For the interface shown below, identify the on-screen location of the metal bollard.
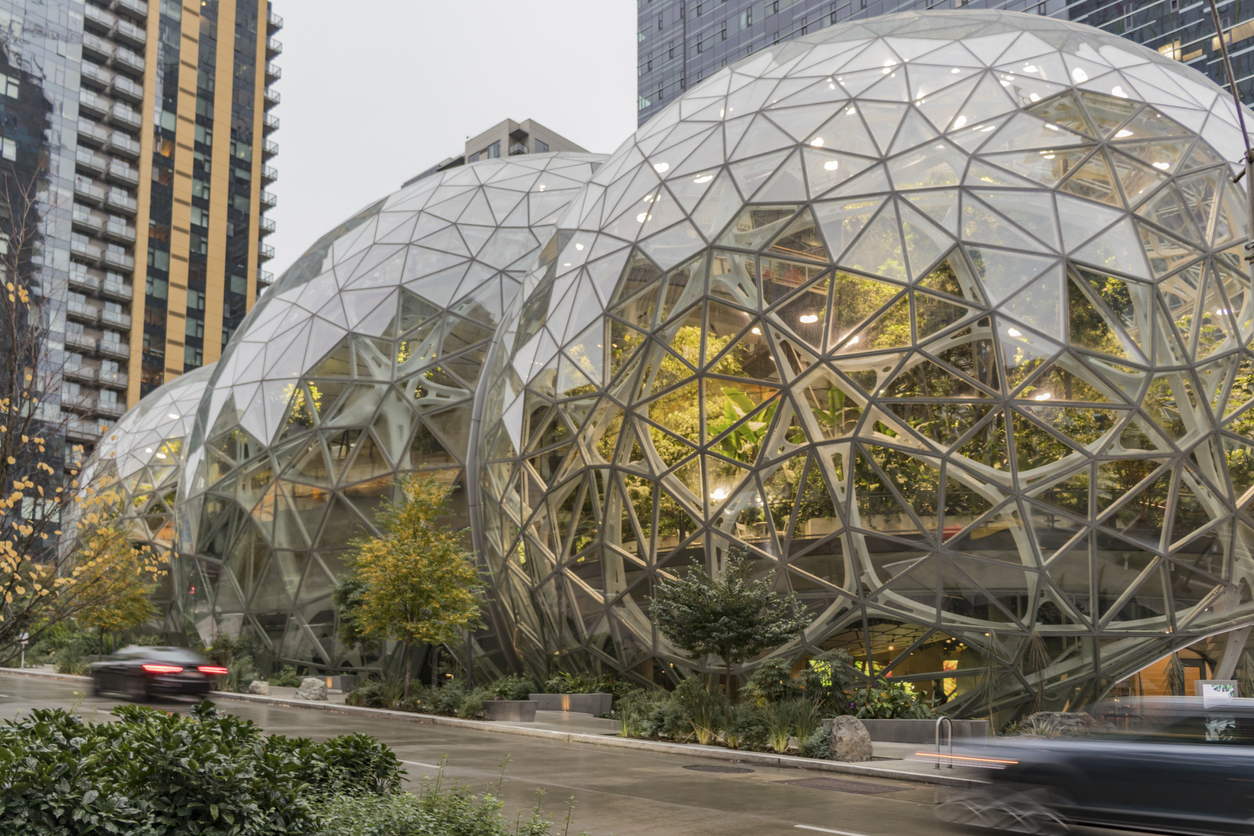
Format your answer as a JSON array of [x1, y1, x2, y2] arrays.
[[935, 716, 953, 770]]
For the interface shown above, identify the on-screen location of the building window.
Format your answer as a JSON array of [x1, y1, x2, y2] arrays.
[[721, 25, 727, 40], [184, 345, 203, 368], [486, 141, 501, 159], [696, 2, 702, 13], [697, 38, 703, 53], [0, 74, 18, 98], [468, 152, 480, 162], [188, 289, 206, 311], [535, 138, 548, 153], [669, 41, 675, 58], [658, 13, 663, 29], [0, 137, 15, 161], [186, 317, 204, 340]]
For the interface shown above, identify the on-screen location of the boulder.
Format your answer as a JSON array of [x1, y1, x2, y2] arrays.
[[294, 676, 328, 701], [828, 715, 874, 762], [247, 680, 270, 696]]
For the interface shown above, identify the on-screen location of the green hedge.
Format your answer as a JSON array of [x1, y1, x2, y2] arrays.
[[0, 701, 400, 835]]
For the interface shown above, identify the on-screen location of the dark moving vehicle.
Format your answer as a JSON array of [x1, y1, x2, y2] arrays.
[[89, 646, 227, 700], [938, 698, 1254, 835]]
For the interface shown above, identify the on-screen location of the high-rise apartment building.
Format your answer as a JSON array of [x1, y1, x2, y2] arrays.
[[0, 0, 279, 457], [638, 0, 1254, 127], [402, 117, 589, 186]]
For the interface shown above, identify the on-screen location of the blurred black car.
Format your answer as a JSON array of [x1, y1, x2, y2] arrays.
[[89, 646, 227, 700], [937, 698, 1254, 836]]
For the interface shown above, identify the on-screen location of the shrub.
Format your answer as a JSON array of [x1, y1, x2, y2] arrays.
[[315, 762, 576, 836], [346, 677, 403, 710], [269, 665, 302, 688], [762, 701, 795, 753], [0, 701, 404, 835], [851, 677, 935, 720], [429, 681, 468, 716], [801, 649, 861, 712], [723, 703, 766, 751], [616, 688, 670, 739], [489, 673, 538, 701], [799, 724, 832, 759], [744, 657, 800, 705], [456, 688, 489, 719]]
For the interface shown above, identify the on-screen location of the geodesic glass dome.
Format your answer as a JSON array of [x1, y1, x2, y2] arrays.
[[474, 10, 1254, 715], [178, 153, 605, 666], [78, 364, 217, 634]]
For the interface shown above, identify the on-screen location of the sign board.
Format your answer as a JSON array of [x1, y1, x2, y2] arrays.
[[1195, 679, 1238, 706]]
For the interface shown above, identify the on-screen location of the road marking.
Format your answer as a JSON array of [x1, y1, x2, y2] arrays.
[[795, 826, 872, 836], [401, 759, 444, 770]]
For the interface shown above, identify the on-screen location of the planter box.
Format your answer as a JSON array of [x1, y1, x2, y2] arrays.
[[482, 699, 538, 722], [529, 693, 613, 716], [858, 718, 988, 744]]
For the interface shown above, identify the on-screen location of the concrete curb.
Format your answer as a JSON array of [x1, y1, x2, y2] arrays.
[[0, 668, 981, 789]]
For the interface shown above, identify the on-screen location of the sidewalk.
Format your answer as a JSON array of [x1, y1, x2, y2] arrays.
[[0, 667, 984, 788]]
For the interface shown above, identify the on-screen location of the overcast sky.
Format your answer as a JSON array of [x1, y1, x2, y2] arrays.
[[267, 1, 640, 276]]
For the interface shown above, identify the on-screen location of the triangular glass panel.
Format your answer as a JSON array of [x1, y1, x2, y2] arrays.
[[802, 148, 875, 199], [961, 194, 1045, 251], [887, 140, 966, 190], [966, 245, 1056, 304], [841, 204, 907, 281], [979, 146, 1095, 188], [980, 111, 1092, 152], [1107, 148, 1171, 205], [1067, 273, 1143, 362], [1058, 149, 1122, 207], [717, 205, 799, 252], [1078, 91, 1140, 137], [1025, 91, 1097, 137], [807, 105, 880, 157], [767, 207, 830, 262], [813, 197, 884, 261], [835, 294, 912, 354]]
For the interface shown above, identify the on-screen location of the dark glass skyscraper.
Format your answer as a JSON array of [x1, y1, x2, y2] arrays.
[[638, 1, 1254, 127]]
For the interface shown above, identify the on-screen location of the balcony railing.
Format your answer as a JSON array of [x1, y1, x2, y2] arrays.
[[77, 120, 109, 147], [258, 269, 274, 286], [97, 368, 128, 388], [110, 0, 147, 20], [97, 338, 129, 359], [108, 102, 142, 130], [70, 238, 103, 263], [109, 75, 143, 102], [67, 299, 97, 322], [66, 418, 104, 441], [101, 278, 133, 301], [65, 331, 96, 352], [63, 363, 97, 384], [264, 87, 280, 108], [96, 400, 126, 418], [262, 139, 278, 158], [259, 217, 276, 236], [104, 220, 136, 243], [74, 176, 106, 203], [111, 47, 144, 75], [79, 88, 107, 116], [106, 191, 138, 214], [75, 147, 108, 174], [265, 62, 281, 81], [267, 37, 282, 57], [71, 209, 103, 234], [111, 19, 146, 46], [260, 190, 277, 208], [261, 164, 277, 184], [258, 242, 275, 262], [68, 270, 101, 293], [62, 393, 98, 414], [80, 61, 111, 88], [102, 250, 134, 272], [268, 10, 283, 31], [81, 32, 113, 60], [83, 3, 117, 31], [98, 308, 131, 329], [106, 160, 140, 185]]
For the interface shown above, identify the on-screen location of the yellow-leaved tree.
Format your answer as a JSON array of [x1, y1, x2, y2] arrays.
[[345, 474, 483, 700]]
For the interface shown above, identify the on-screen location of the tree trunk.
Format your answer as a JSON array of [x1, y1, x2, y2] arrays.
[[725, 653, 734, 703], [403, 642, 412, 702]]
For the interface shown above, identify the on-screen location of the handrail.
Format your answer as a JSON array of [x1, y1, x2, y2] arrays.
[[935, 716, 953, 770]]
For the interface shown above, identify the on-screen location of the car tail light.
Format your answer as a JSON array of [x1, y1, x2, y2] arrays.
[[197, 665, 229, 675], [141, 664, 184, 674]]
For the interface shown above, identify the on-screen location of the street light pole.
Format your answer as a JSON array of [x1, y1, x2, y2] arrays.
[[1206, 0, 1254, 305]]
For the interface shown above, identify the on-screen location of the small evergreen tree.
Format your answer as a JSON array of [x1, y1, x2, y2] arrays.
[[343, 474, 484, 700], [649, 550, 809, 699]]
